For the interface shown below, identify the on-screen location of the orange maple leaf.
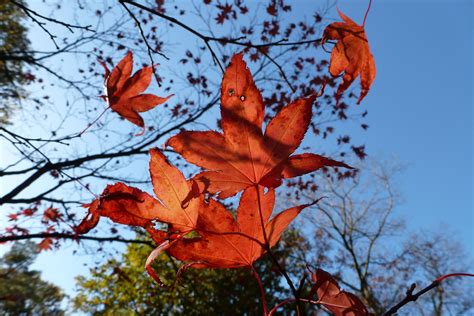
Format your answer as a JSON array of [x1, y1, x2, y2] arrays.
[[42, 207, 61, 223], [74, 148, 201, 234], [147, 185, 312, 280], [167, 53, 351, 198], [323, 8, 376, 105], [37, 238, 54, 252], [99, 51, 173, 132]]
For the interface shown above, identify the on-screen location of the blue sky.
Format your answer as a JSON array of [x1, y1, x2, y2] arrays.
[[332, 0, 473, 250], [1, 0, 472, 305]]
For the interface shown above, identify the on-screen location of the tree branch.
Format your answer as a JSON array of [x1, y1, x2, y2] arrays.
[[0, 232, 155, 247], [0, 97, 218, 205], [383, 274, 474, 315]]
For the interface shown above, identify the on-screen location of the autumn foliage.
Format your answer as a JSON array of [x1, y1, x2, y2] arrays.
[[73, 44, 380, 313], [4, 1, 474, 314], [77, 53, 352, 264], [69, 3, 385, 312]]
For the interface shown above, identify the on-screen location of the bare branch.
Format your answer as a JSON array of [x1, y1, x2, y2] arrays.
[[0, 232, 154, 247]]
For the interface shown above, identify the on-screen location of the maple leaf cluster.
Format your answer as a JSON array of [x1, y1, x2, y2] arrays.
[[76, 53, 351, 281], [5, 205, 63, 252], [71, 7, 378, 314]]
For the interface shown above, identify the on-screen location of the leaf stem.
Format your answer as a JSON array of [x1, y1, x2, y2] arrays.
[[362, 0, 373, 27], [78, 106, 110, 136], [251, 265, 268, 316], [254, 184, 301, 315]]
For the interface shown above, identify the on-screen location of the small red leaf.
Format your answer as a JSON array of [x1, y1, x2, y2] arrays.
[[100, 52, 173, 131], [309, 268, 372, 316]]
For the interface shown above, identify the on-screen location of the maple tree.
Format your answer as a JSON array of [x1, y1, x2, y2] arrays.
[[0, 1, 472, 315], [0, 241, 65, 315], [74, 231, 306, 315]]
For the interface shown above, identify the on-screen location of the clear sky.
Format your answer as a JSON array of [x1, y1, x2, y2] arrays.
[[1, 0, 472, 306], [330, 0, 473, 251]]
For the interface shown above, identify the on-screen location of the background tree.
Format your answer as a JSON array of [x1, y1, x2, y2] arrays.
[[397, 232, 474, 315], [298, 159, 473, 315], [73, 230, 310, 315], [0, 241, 65, 315], [0, 0, 32, 125]]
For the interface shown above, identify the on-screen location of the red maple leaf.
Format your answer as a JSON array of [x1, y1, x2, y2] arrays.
[[37, 238, 54, 252], [322, 8, 376, 105], [99, 51, 173, 133], [21, 208, 36, 216], [166, 186, 312, 269], [74, 148, 201, 234], [42, 207, 61, 223], [308, 268, 372, 316], [167, 53, 351, 198]]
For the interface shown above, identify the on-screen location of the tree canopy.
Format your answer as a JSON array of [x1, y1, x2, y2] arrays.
[[0, 0, 32, 125], [0, 241, 65, 315], [74, 231, 309, 315]]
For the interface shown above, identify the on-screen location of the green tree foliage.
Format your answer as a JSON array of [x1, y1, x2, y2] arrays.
[[74, 231, 309, 315], [0, 241, 65, 315], [0, 0, 31, 125]]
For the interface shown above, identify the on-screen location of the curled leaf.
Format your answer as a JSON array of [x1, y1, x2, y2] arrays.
[[309, 268, 372, 316], [323, 9, 376, 104]]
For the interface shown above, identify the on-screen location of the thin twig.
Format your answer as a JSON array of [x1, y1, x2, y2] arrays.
[[258, 48, 295, 92], [362, 0, 373, 27], [10, 0, 92, 49], [383, 273, 474, 315], [118, 0, 168, 87], [10, 0, 93, 32]]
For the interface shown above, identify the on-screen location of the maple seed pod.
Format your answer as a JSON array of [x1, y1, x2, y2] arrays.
[[240, 95, 246, 101], [228, 88, 234, 96]]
